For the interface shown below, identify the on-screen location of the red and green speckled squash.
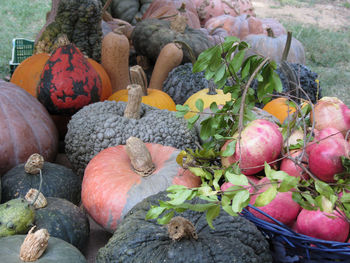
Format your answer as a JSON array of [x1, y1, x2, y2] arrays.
[[82, 137, 201, 232], [37, 43, 103, 115]]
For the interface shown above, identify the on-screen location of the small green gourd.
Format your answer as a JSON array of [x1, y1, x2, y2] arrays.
[[0, 198, 35, 237]]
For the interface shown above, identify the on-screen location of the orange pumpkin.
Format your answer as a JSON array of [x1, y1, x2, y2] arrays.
[[262, 97, 298, 124], [108, 89, 176, 111], [82, 138, 200, 232], [10, 53, 112, 101]]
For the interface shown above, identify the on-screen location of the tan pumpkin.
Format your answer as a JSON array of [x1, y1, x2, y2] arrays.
[[243, 30, 306, 64], [204, 14, 286, 40], [194, 0, 255, 25], [142, 0, 201, 29]]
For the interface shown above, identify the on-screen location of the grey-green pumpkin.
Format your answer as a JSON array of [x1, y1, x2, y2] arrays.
[[96, 190, 273, 263], [1, 161, 81, 205], [34, 197, 90, 251], [131, 18, 212, 64], [0, 235, 87, 263]]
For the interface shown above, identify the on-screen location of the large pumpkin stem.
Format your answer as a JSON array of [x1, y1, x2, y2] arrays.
[[123, 84, 143, 119], [130, 65, 148, 96], [167, 216, 198, 241], [20, 226, 50, 262], [125, 137, 155, 177], [170, 11, 188, 33], [25, 189, 48, 209]]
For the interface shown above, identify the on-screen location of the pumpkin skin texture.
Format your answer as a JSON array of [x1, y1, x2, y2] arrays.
[[194, 0, 255, 25], [0, 80, 58, 175], [37, 44, 103, 115], [205, 14, 266, 40], [162, 63, 209, 105], [65, 101, 199, 177], [142, 0, 201, 29], [108, 88, 176, 111], [243, 33, 306, 64], [11, 53, 112, 101], [0, 235, 87, 263], [82, 143, 201, 232], [131, 19, 212, 64], [1, 162, 81, 205], [35, 197, 90, 251], [96, 190, 273, 263]]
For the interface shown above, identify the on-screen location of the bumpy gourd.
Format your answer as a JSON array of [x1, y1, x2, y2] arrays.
[[65, 101, 199, 176], [35, 0, 103, 61], [0, 198, 35, 237], [96, 190, 273, 263]]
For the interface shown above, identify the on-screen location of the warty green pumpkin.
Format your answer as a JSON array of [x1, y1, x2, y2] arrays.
[[96, 190, 273, 263]]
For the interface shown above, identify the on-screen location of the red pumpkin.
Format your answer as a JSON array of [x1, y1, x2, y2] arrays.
[[82, 140, 201, 232], [194, 0, 255, 25], [0, 80, 58, 174], [142, 0, 201, 29], [37, 44, 103, 115]]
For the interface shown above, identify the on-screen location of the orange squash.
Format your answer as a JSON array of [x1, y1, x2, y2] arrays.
[[262, 97, 298, 124]]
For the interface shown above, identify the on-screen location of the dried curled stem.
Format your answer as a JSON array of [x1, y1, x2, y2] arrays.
[[167, 216, 198, 241], [20, 226, 50, 262]]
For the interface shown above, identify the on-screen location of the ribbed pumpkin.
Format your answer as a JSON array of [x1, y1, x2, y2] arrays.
[[204, 14, 286, 40], [96, 190, 273, 263], [34, 197, 90, 251], [0, 235, 87, 263], [108, 89, 176, 111], [142, 0, 201, 29], [10, 52, 112, 101], [194, 0, 255, 25], [243, 31, 306, 64], [183, 83, 231, 119], [0, 80, 58, 175], [1, 160, 81, 205], [82, 137, 201, 232]]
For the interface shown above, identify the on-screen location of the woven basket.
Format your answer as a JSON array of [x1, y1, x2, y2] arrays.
[[240, 205, 350, 263]]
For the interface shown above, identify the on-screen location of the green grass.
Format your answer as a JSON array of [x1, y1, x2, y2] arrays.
[[282, 22, 350, 106], [0, 0, 349, 106], [0, 0, 50, 79]]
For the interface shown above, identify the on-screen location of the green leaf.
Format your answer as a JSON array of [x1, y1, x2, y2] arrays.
[[195, 98, 204, 112], [145, 206, 167, 220], [341, 191, 350, 203], [187, 114, 200, 129], [167, 189, 193, 206], [198, 185, 218, 196], [221, 195, 238, 217], [232, 50, 245, 73], [213, 169, 224, 190], [225, 170, 249, 186], [270, 70, 283, 93], [341, 156, 350, 173], [254, 185, 277, 207], [157, 210, 175, 225], [315, 180, 335, 199], [167, 184, 188, 193], [214, 64, 226, 83], [176, 150, 187, 167], [209, 101, 219, 113], [231, 189, 250, 212], [188, 167, 211, 180], [206, 205, 220, 229], [221, 140, 236, 157]]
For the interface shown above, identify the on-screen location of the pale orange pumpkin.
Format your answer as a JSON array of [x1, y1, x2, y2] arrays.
[[82, 137, 201, 232]]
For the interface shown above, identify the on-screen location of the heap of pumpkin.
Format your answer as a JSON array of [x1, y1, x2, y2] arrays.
[[0, 0, 338, 262]]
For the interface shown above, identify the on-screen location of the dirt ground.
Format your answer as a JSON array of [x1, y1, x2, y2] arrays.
[[253, 0, 350, 30]]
